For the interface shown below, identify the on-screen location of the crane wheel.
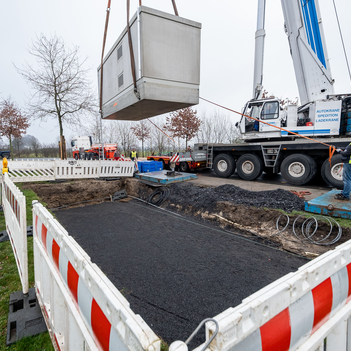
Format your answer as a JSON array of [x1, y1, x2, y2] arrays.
[[281, 154, 317, 185], [321, 154, 343, 189], [213, 154, 236, 178], [179, 162, 189, 173], [74, 154, 79, 160], [236, 154, 264, 181]]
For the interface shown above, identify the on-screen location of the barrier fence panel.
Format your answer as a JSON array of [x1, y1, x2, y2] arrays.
[[8, 160, 55, 183], [2, 173, 28, 294], [5, 160, 135, 182], [193, 238, 351, 351], [99, 160, 134, 178], [55, 160, 100, 179], [33, 201, 160, 351]]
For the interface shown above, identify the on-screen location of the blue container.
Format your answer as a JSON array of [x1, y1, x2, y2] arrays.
[[137, 161, 143, 171], [138, 161, 157, 173], [154, 161, 163, 171]]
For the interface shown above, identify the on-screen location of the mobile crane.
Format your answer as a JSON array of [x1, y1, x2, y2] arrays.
[[197, 0, 351, 188]]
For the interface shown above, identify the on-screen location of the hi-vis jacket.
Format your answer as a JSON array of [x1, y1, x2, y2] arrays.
[[340, 143, 351, 164]]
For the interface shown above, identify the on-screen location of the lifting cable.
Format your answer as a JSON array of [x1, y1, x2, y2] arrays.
[[147, 118, 180, 147], [200, 97, 338, 167], [332, 0, 351, 85], [171, 0, 179, 16], [126, 0, 140, 99], [99, 0, 112, 113], [126, 0, 179, 98]]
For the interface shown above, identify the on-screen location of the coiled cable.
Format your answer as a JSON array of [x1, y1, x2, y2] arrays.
[[147, 187, 170, 207], [269, 214, 342, 246]]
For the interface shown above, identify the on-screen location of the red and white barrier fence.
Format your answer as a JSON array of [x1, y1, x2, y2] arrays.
[[193, 240, 351, 351], [32, 200, 160, 351], [2, 173, 28, 294], [4, 169, 351, 350], [5, 159, 134, 183]]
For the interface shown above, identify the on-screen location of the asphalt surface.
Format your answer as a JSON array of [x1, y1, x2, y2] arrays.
[[55, 200, 308, 347]]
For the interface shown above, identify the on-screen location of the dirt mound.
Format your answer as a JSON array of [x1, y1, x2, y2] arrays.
[[22, 179, 147, 209]]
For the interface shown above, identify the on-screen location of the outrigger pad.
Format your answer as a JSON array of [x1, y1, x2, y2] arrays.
[[0, 229, 9, 243], [6, 288, 47, 345], [0, 226, 33, 243]]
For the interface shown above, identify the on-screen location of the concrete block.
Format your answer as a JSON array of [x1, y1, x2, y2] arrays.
[[6, 288, 47, 345], [98, 6, 201, 121]]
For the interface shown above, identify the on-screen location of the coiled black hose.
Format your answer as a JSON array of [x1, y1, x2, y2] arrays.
[[147, 187, 170, 207]]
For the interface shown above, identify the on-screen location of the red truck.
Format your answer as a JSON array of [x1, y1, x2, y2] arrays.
[[147, 150, 207, 172], [71, 136, 123, 160]]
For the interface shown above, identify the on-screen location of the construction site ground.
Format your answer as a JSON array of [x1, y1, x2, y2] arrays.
[[21, 175, 350, 346]]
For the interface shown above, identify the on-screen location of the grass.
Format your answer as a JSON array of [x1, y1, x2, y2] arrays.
[[0, 186, 53, 351]]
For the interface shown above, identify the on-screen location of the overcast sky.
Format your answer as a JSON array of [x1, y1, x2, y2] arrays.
[[1, 0, 350, 144]]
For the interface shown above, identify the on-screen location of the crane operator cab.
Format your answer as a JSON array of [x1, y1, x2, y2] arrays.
[[237, 99, 285, 140]]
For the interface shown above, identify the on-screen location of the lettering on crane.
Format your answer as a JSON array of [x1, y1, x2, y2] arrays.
[[316, 108, 340, 123]]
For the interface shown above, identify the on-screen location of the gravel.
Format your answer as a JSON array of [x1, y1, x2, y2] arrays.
[[167, 183, 305, 213]]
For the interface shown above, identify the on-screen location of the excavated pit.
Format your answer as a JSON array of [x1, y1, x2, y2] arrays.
[[22, 178, 351, 346], [23, 178, 351, 258]]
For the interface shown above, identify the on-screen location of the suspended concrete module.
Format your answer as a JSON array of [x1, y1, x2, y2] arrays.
[[98, 6, 201, 121]]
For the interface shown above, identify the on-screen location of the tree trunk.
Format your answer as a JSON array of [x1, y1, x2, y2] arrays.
[[58, 115, 63, 137], [142, 139, 144, 158], [9, 137, 13, 160]]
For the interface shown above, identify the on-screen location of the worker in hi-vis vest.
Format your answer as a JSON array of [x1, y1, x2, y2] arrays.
[[335, 143, 351, 200], [130, 148, 138, 161]]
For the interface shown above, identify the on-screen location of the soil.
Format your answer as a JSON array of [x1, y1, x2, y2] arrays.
[[22, 178, 351, 258]]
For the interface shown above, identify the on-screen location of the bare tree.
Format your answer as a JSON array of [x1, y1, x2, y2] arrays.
[[131, 121, 151, 157], [150, 118, 168, 155], [12, 137, 24, 158], [82, 113, 107, 144], [0, 97, 30, 159], [16, 34, 96, 138], [28, 135, 41, 157], [115, 121, 137, 156]]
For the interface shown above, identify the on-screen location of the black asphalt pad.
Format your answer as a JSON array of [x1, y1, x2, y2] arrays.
[[55, 201, 307, 348]]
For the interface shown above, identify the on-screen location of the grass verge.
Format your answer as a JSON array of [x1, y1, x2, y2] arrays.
[[0, 186, 53, 351]]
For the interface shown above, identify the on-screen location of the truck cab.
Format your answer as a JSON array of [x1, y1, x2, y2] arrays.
[[71, 136, 93, 153], [238, 99, 284, 140]]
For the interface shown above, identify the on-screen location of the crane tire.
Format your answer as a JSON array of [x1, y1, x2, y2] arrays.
[[179, 162, 189, 173], [236, 154, 264, 181], [74, 153, 79, 160], [281, 154, 317, 185], [321, 154, 343, 189], [213, 154, 236, 178]]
